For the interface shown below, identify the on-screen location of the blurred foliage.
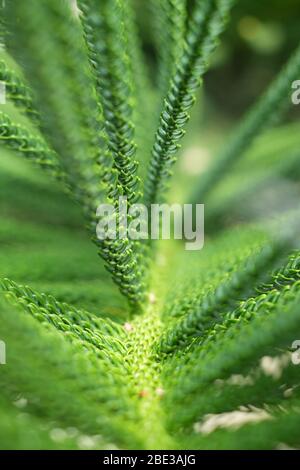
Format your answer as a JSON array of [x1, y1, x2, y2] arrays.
[[0, 0, 300, 451], [136, 0, 300, 116]]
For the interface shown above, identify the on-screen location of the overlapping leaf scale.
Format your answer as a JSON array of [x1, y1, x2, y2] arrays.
[[0, 111, 61, 176], [0, 60, 39, 123], [4, 0, 106, 204], [0, 297, 143, 448], [163, 259, 300, 428], [158, 238, 284, 354], [150, 0, 186, 93], [3, 0, 146, 306], [78, 0, 141, 205]]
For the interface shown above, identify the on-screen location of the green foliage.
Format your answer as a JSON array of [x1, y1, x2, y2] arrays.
[[0, 110, 60, 173], [0, 0, 300, 451], [192, 43, 300, 203], [144, 0, 235, 205], [3, 0, 145, 305], [150, 0, 186, 93], [78, 0, 141, 205], [0, 61, 39, 122]]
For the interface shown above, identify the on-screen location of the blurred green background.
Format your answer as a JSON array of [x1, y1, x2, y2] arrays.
[[137, 0, 300, 117]]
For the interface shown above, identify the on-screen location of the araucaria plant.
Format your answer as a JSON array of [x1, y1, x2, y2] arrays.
[[1, 0, 300, 450]]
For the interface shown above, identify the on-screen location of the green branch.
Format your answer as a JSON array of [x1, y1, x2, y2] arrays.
[[144, 0, 235, 205]]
